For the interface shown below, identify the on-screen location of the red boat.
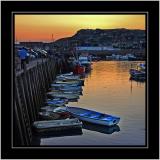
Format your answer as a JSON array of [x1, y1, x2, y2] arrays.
[[73, 64, 85, 74]]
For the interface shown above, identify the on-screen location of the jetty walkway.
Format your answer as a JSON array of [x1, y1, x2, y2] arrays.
[[14, 57, 59, 146], [16, 58, 48, 76]]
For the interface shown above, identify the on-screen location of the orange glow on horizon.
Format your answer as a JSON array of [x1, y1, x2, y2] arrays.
[[15, 15, 145, 42]]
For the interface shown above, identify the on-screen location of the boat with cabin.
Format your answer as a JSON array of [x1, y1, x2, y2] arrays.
[[129, 62, 145, 80], [78, 56, 92, 71]]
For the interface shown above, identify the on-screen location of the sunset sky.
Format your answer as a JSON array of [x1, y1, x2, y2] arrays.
[[15, 15, 145, 42]]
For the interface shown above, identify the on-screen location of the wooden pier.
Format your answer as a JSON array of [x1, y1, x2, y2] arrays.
[[14, 57, 59, 146]]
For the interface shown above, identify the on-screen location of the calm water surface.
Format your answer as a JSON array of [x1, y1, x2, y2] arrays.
[[35, 61, 146, 146]]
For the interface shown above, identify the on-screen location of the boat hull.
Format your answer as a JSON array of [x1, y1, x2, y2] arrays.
[[67, 106, 120, 126], [47, 93, 79, 100], [70, 113, 120, 126], [32, 118, 82, 133]]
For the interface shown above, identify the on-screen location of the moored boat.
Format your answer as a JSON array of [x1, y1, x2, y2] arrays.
[[39, 111, 61, 120], [57, 72, 74, 76], [48, 89, 82, 95], [79, 56, 92, 72], [56, 75, 81, 80], [51, 83, 79, 88], [47, 93, 80, 100], [41, 106, 69, 115], [54, 80, 83, 86], [129, 62, 145, 81], [57, 86, 83, 92], [130, 69, 145, 77], [55, 79, 84, 85], [138, 63, 145, 71], [46, 99, 68, 106], [66, 106, 120, 126], [32, 118, 83, 133], [73, 64, 85, 75]]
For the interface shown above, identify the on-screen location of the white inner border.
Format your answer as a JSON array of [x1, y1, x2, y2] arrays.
[[12, 11, 148, 149]]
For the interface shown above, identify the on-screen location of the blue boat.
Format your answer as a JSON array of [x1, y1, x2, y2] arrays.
[[51, 83, 79, 88], [66, 106, 120, 126], [46, 99, 68, 106], [129, 69, 145, 80], [59, 86, 83, 92]]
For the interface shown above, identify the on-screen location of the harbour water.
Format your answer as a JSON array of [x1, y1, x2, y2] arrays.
[[34, 61, 146, 146]]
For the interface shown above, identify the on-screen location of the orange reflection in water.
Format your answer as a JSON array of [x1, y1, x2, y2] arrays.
[[69, 61, 145, 118]]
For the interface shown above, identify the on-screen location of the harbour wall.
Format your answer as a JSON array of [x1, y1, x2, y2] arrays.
[[14, 57, 62, 146]]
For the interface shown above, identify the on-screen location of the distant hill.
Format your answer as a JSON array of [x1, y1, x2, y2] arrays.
[[54, 28, 145, 48]]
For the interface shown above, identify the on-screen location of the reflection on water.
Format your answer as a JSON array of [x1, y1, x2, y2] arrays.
[[33, 129, 83, 138], [35, 61, 145, 146], [83, 122, 120, 134]]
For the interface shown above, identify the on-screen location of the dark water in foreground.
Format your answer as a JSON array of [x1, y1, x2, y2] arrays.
[[33, 61, 146, 146]]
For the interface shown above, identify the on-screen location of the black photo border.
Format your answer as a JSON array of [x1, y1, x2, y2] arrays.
[[1, 1, 159, 159]]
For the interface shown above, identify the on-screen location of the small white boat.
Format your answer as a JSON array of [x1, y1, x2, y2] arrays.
[[32, 118, 82, 133], [66, 106, 120, 126]]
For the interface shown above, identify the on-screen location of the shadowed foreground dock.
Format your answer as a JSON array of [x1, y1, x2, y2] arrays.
[[14, 57, 59, 146]]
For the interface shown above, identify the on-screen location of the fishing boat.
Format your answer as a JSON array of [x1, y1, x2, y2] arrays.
[[32, 118, 83, 133], [66, 106, 120, 126]]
